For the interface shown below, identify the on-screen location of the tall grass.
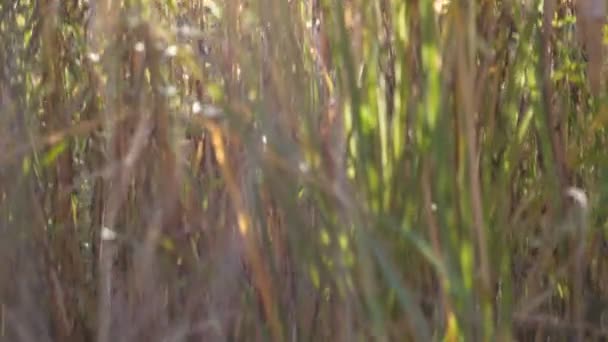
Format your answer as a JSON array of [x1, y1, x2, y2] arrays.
[[1, 0, 608, 341]]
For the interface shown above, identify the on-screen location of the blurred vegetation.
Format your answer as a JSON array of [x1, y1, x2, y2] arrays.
[[1, 0, 608, 341]]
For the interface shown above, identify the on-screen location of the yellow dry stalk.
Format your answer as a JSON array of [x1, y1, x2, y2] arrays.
[[207, 122, 284, 342], [575, 0, 606, 96]]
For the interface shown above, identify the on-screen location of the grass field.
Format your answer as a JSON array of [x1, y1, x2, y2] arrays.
[[1, 0, 608, 340]]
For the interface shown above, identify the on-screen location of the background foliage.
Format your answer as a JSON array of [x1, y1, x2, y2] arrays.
[[1, 0, 608, 340]]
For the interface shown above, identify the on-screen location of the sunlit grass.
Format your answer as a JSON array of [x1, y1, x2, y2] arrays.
[[0, 0, 607, 341]]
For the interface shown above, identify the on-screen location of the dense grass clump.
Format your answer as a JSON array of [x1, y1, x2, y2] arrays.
[[1, 0, 608, 340]]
